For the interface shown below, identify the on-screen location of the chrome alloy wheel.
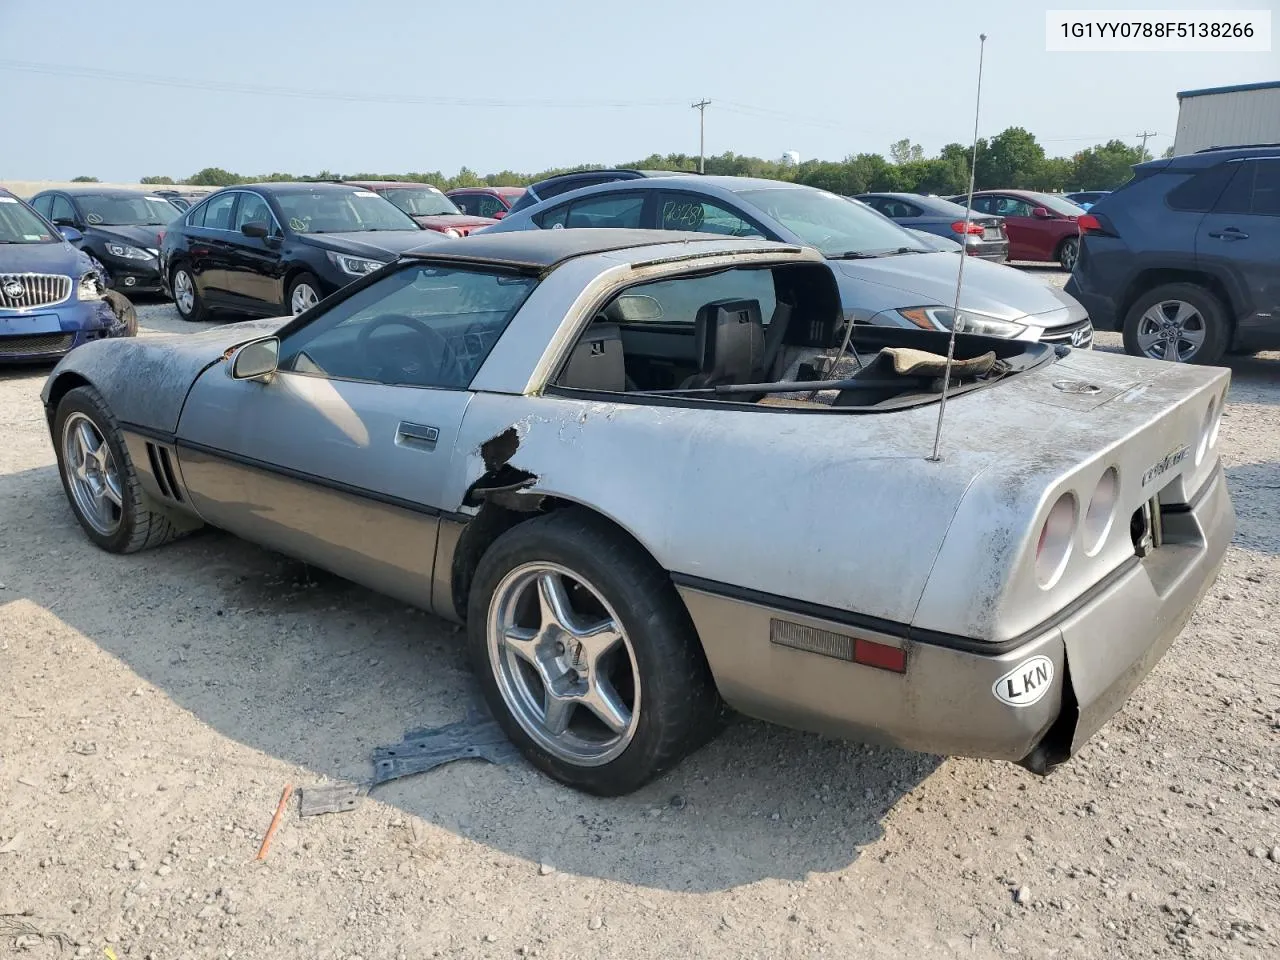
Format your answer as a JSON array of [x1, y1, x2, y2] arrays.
[[290, 282, 319, 315], [173, 269, 195, 315], [61, 412, 123, 536], [1135, 299, 1206, 362], [487, 562, 641, 766]]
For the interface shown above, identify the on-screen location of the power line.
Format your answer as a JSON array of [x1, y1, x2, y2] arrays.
[[1136, 130, 1159, 158], [691, 99, 711, 173], [0, 59, 686, 109]]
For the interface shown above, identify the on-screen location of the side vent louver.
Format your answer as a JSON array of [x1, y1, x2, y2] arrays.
[[144, 442, 183, 503]]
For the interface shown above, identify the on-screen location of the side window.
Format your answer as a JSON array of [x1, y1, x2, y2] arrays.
[[604, 268, 777, 326], [476, 195, 506, 218], [968, 196, 993, 214], [536, 203, 569, 229], [1213, 159, 1280, 217], [1168, 163, 1241, 213], [279, 264, 537, 389], [31, 195, 53, 218], [658, 194, 764, 237], [198, 193, 238, 231], [233, 192, 275, 232], [565, 194, 646, 229], [994, 196, 1031, 217], [50, 195, 77, 224], [451, 194, 478, 215], [858, 196, 887, 213]]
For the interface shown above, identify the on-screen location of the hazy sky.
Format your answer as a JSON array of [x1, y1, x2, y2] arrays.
[[1, 0, 1275, 182]]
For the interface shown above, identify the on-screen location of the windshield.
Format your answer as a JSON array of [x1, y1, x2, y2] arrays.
[[0, 196, 57, 243], [1027, 192, 1087, 216], [276, 190, 421, 233], [378, 187, 461, 217], [77, 194, 179, 226], [736, 187, 930, 257]]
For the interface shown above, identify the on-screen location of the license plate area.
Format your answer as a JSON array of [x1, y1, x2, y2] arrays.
[[1130, 495, 1165, 557]]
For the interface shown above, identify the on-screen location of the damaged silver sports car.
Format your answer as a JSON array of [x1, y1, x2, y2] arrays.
[[41, 229, 1234, 795]]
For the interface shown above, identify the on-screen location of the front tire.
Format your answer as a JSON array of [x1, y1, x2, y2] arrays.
[[1122, 283, 1229, 365], [287, 273, 321, 315], [54, 386, 191, 553], [171, 265, 206, 322], [467, 509, 724, 796], [1057, 236, 1079, 272]]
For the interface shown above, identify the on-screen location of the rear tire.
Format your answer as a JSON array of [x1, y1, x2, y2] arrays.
[[1056, 236, 1079, 272], [103, 290, 138, 337], [53, 386, 196, 554], [171, 265, 206, 323], [1122, 283, 1229, 365], [467, 509, 724, 796]]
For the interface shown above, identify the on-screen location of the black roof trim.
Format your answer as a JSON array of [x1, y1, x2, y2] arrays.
[[1177, 80, 1280, 100]]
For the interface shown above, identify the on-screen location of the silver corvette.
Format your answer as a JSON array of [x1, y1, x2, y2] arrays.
[[41, 230, 1234, 796]]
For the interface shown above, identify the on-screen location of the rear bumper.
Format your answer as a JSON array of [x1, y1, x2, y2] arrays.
[[678, 464, 1233, 767]]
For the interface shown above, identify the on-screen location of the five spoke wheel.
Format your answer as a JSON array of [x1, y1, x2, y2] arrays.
[[61, 412, 123, 536], [487, 562, 640, 767]]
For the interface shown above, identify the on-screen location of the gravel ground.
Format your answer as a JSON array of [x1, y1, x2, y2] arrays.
[[1, 277, 1277, 960]]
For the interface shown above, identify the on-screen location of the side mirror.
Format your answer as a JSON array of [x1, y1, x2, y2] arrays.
[[241, 221, 269, 238], [1032, 206, 1052, 219], [53, 216, 79, 228], [230, 336, 280, 382], [58, 226, 84, 244], [492, 211, 506, 220]]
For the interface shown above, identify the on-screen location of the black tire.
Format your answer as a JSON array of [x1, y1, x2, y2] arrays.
[[1122, 283, 1229, 365], [467, 508, 725, 796], [286, 272, 322, 316], [1056, 236, 1079, 272], [170, 264, 206, 323], [103, 290, 138, 337], [53, 385, 194, 554]]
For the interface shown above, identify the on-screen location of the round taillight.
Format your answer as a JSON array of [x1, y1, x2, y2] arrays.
[[1082, 468, 1119, 556], [1036, 493, 1077, 589], [1195, 397, 1218, 466]]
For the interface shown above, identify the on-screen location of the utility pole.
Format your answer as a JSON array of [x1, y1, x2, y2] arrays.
[[1136, 130, 1157, 160], [691, 99, 711, 173]]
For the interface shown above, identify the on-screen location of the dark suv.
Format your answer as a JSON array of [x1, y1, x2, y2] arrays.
[[1066, 145, 1280, 364], [505, 169, 693, 217]]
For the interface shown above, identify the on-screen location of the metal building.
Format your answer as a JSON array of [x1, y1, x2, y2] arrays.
[[1173, 80, 1280, 154]]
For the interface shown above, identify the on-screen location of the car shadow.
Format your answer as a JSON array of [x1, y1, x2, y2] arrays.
[[1225, 461, 1280, 556], [0, 462, 939, 893]]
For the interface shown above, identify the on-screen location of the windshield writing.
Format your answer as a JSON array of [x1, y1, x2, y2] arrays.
[[276, 192, 421, 233], [78, 195, 179, 226]]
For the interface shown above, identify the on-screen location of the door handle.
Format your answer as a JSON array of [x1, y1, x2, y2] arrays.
[[395, 421, 439, 451], [1208, 228, 1249, 240]]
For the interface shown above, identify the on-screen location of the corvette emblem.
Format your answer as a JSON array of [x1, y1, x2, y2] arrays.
[[2, 279, 23, 299]]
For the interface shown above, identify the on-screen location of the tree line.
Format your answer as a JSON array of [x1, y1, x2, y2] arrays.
[[122, 127, 1165, 195]]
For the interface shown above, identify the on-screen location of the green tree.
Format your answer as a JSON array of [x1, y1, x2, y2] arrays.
[[1068, 140, 1145, 190], [1161, 145, 1175, 159], [888, 139, 924, 164], [185, 167, 242, 186], [975, 127, 1045, 190], [140, 175, 174, 184], [71, 175, 98, 182]]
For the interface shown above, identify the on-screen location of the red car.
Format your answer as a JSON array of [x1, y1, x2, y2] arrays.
[[948, 190, 1085, 270], [445, 186, 526, 220], [343, 180, 495, 237]]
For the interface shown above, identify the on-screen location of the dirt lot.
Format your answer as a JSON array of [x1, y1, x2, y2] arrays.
[[2, 276, 1277, 960]]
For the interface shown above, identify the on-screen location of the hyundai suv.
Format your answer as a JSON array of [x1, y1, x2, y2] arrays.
[[1066, 145, 1280, 364]]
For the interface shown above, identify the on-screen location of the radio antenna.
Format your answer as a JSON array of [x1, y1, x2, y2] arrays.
[[928, 32, 987, 463]]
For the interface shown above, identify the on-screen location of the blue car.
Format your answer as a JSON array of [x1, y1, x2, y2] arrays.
[[0, 189, 136, 363]]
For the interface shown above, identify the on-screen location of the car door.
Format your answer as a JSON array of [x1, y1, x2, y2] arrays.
[[49, 194, 81, 230], [30, 194, 55, 220], [1196, 157, 1280, 335], [182, 192, 240, 304], [173, 261, 537, 612], [988, 195, 1037, 259], [655, 191, 769, 238], [222, 190, 287, 313]]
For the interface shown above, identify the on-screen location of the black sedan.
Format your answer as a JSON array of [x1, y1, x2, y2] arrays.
[[159, 182, 446, 322], [853, 193, 1008, 262], [27, 187, 184, 295]]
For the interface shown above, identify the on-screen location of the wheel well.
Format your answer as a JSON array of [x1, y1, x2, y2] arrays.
[[43, 372, 91, 427], [1119, 269, 1236, 327], [449, 496, 665, 625]]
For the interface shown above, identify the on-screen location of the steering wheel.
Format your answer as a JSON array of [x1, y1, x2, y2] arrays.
[[354, 313, 468, 387]]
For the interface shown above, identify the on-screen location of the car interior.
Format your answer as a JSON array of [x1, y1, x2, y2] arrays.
[[551, 263, 1046, 410]]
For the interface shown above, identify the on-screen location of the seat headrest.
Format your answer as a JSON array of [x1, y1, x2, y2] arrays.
[[693, 298, 765, 386], [559, 323, 626, 392]]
